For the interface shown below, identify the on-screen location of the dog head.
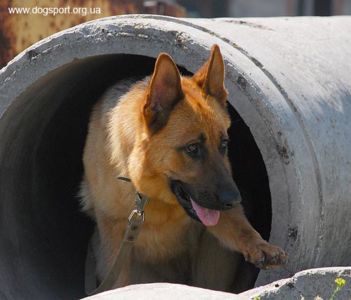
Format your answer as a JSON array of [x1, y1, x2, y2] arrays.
[[130, 45, 241, 226]]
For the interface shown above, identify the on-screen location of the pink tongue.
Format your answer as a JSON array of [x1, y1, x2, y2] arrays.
[[190, 199, 220, 226]]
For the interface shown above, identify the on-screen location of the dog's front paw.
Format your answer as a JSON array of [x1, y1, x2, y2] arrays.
[[243, 240, 288, 269]]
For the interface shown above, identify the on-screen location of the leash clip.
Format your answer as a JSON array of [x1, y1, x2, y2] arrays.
[[128, 192, 147, 225], [125, 192, 148, 242], [128, 209, 144, 225]]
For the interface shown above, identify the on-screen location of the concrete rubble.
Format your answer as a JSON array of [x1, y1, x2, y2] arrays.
[[85, 267, 351, 299]]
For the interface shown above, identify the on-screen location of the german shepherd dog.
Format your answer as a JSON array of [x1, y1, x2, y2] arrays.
[[80, 45, 287, 292]]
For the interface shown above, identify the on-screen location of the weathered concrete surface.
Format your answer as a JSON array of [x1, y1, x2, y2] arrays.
[[83, 283, 245, 300], [85, 268, 351, 300], [1, 15, 351, 299], [242, 267, 351, 299]]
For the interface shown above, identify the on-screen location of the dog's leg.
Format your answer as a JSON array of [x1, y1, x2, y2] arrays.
[[208, 205, 287, 269], [191, 227, 242, 292], [95, 213, 132, 288]]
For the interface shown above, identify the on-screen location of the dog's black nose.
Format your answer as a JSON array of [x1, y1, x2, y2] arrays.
[[217, 186, 241, 209]]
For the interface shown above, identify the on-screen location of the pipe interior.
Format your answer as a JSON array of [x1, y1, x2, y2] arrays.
[[0, 54, 271, 298]]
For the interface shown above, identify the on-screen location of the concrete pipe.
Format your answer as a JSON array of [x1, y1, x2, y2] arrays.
[[0, 15, 351, 299]]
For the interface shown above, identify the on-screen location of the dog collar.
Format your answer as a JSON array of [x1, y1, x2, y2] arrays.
[[117, 176, 148, 213]]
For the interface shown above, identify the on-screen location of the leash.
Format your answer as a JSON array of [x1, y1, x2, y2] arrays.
[[85, 177, 148, 295]]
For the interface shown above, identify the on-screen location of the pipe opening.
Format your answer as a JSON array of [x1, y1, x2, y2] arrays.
[[0, 54, 271, 298], [227, 105, 272, 292]]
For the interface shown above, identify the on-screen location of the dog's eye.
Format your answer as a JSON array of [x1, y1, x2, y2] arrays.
[[219, 139, 229, 154], [185, 143, 201, 158]]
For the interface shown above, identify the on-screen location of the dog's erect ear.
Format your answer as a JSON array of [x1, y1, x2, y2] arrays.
[[193, 44, 228, 105], [144, 53, 183, 133]]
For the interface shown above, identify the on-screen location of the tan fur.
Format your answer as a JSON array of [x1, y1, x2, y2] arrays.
[[80, 45, 287, 291]]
